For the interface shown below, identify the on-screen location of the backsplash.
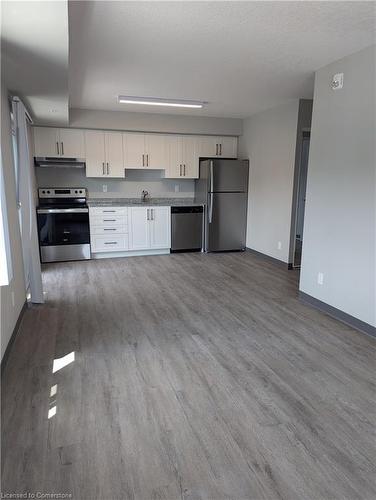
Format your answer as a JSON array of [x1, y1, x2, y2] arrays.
[[35, 167, 195, 199]]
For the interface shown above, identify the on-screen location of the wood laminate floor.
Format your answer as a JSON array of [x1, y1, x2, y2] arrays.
[[2, 251, 376, 500]]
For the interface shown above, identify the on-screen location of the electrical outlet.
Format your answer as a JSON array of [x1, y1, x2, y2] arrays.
[[317, 272, 324, 285], [277, 241, 282, 250], [102, 184, 107, 193], [174, 184, 180, 193]]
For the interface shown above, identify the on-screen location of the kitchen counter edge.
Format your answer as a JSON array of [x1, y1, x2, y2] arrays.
[[87, 198, 203, 207]]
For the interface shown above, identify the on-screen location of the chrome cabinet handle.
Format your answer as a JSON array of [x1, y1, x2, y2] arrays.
[[56, 142, 60, 155], [215, 143, 218, 155], [179, 164, 182, 176], [104, 241, 117, 245], [142, 154, 144, 167], [151, 208, 154, 220], [103, 219, 115, 222], [219, 143, 222, 155], [103, 210, 115, 213], [61, 142, 64, 155], [147, 209, 150, 221], [102, 162, 105, 175], [103, 228, 116, 231], [146, 154, 149, 167], [184, 164, 186, 176], [106, 162, 109, 175]]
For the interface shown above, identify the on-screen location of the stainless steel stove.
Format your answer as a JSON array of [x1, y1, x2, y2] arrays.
[[36, 188, 90, 263]]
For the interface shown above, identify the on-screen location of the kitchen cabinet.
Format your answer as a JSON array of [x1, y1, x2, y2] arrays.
[[124, 133, 168, 169], [89, 206, 129, 253], [33, 127, 85, 158], [85, 130, 125, 178], [165, 135, 199, 179], [129, 206, 171, 250], [198, 136, 237, 158]]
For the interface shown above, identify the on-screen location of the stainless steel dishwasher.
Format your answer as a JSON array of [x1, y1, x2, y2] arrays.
[[171, 206, 203, 252]]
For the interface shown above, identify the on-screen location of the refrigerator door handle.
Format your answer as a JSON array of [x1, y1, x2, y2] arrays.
[[208, 193, 213, 223], [209, 160, 214, 193]]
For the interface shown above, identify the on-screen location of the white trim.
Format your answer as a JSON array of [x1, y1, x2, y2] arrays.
[[91, 248, 170, 259]]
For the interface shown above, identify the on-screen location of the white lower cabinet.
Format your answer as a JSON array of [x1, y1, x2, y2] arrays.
[[129, 206, 171, 251], [90, 207, 129, 253], [128, 207, 150, 250], [90, 205, 171, 256]]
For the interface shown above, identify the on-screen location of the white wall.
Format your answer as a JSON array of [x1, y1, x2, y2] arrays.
[[69, 108, 242, 136], [0, 83, 26, 360], [35, 168, 195, 199], [239, 100, 300, 262], [300, 46, 375, 327]]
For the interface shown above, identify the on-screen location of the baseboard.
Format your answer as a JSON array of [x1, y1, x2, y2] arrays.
[[299, 291, 376, 338], [246, 247, 290, 269], [1, 301, 28, 375], [91, 248, 170, 259]]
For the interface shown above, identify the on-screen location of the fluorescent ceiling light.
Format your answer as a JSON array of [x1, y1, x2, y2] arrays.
[[118, 96, 205, 109]]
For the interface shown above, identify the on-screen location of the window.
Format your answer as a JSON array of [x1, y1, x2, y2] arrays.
[[0, 154, 13, 286]]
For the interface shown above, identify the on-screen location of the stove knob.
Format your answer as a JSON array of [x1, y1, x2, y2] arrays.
[[75, 190, 78, 194], [47, 190, 50, 194]]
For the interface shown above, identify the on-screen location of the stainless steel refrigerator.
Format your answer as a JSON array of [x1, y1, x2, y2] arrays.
[[195, 159, 249, 252]]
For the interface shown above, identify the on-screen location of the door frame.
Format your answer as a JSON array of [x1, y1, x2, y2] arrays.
[[288, 130, 311, 269]]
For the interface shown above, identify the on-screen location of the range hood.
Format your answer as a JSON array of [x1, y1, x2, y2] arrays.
[[34, 157, 86, 168]]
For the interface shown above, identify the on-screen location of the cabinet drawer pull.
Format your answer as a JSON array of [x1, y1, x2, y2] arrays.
[[219, 143, 222, 155], [104, 241, 117, 245], [102, 162, 105, 175], [103, 210, 115, 213], [61, 142, 64, 155], [103, 228, 116, 231], [142, 154, 145, 167], [106, 162, 109, 175], [103, 219, 116, 222]]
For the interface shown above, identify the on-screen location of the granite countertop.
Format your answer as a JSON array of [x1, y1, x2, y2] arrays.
[[87, 197, 203, 207]]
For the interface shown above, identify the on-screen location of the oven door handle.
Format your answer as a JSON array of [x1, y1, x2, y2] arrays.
[[37, 208, 89, 214]]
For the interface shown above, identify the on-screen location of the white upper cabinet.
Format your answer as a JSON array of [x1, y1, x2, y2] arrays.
[[124, 133, 167, 169], [219, 136, 238, 158], [33, 127, 85, 158], [198, 136, 237, 158], [105, 132, 124, 177], [145, 134, 168, 169], [165, 135, 199, 179], [85, 130, 125, 178], [34, 127, 59, 156], [59, 129, 85, 158], [123, 133, 145, 169]]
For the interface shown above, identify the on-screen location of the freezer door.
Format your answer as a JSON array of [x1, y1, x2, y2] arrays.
[[206, 192, 247, 251], [211, 159, 249, 193]]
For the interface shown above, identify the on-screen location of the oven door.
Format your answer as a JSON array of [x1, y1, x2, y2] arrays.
[[37, 208, 90, 262]]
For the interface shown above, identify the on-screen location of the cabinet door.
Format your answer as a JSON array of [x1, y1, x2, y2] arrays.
[[149, 207, 171, 249], [218, 137, 238, 158], [145, 134, 167, 169], [197, 136, 217, 158], [181, 136, 199, 178], [165, 136, 182, 178], [105, 132, 125, 177], [33, 127, 59, 156], [59, 129, 85, 158], [124, 133, 146, 169], [129, 207, 150, 250], [84, 130, 106, 177]]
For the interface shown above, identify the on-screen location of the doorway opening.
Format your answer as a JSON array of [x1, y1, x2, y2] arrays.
[[292, 131, 310, 268]]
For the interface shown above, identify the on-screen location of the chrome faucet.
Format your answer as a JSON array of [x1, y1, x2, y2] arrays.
[[141, 190, 150, 202]]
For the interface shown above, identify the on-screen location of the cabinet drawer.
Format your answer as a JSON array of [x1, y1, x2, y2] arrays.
[[90, 215, 127, 227], [89, 206, 128, 216], [90, 225, 128, 235], [91, 234, 129, 253]]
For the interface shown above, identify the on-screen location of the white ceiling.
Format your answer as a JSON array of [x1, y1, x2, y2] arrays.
[[69, 1, 376, 118], [1, 0, 69, 125]]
